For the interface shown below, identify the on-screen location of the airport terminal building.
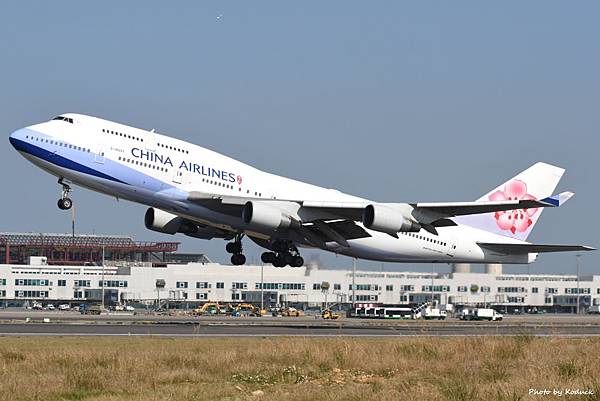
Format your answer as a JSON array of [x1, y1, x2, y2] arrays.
[[0, 232, 596, 312]]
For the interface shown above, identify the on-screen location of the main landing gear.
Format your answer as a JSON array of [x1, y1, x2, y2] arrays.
[[261, 240, 304, 268], [57, 178, 73, 210], [226, 233, 246, 265]]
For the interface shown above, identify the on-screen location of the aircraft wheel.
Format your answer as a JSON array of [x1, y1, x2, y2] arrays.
[[61, 197, 73, 210], [261, 252, 276, 264], [226, 242, 242, 254], [272, 255, 286, 268], [292, 256, 304, 267], [231, 253, 246, 265]]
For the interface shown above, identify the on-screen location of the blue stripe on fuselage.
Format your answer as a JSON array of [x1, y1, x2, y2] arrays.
[[9, 135, 128, 184]]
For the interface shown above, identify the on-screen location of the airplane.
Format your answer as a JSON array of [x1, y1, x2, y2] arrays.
[[8, 113, 594, 267]]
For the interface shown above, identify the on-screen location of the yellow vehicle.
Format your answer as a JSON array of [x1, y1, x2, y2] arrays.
[[321, 310, 341, 320], [231, 303, 266, 317], [195, 302, 223, 315], [281, 307, 304, 317]]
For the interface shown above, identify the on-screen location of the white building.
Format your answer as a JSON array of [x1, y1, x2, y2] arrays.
[[1, 259, 598, 312]]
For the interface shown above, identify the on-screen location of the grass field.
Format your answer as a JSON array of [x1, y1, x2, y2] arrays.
[[0, 336, 599, 401]]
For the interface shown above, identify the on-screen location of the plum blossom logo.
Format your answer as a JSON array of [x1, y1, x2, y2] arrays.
[[236, 175, 243, 185], [489, 180, 538, 234]]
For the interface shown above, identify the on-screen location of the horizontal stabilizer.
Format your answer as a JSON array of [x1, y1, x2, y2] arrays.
[[415, 191, 573, 217], [478, 242, 595, 254]]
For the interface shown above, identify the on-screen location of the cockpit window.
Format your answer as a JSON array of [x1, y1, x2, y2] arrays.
[[52, 116, 74, 124]]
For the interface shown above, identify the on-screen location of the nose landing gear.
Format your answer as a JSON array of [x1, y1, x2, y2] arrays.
[[57, 178, 73, 210], [261, 240, 304, 268], [226, 233, 246, 265]]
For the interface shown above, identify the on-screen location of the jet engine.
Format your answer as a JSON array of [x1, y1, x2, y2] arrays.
[[242, 201, 298, 231], [362, 204, 420, 236], [144, 208, 231, 239]]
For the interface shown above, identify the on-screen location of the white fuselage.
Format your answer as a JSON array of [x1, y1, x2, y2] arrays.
[[9, 114, 534, 264]]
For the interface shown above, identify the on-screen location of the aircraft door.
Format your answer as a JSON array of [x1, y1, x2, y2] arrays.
[[446, 238, 458, 257], [145, 129, 157, 152], [94, 146, 105, 164], [172, 167, 187, 184]]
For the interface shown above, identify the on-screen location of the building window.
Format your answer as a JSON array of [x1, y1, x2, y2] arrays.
[[58, 280, 66, 287], [15, 279, 49, 286], [565, 288, 590, 295], [481, 286, 491, 293], [216, 282, 224, 289], [232, 282, 247, 290], [532, 287, 539, 294], [99, 280, 128, 288], [232, 293, 240, 300], [334, 283, 341, 291], [458, 286, 467, 293], [498, 287, 526, 293], [15, 290, 48, 298], [313, 283, 321, 290], [0, 279, 6, 286], [421, 285, 450, 292], [351, 295, 378, 302], [177, 281, 189, 289], [386, 285, 394, 291], [196, 293, 208, 300]]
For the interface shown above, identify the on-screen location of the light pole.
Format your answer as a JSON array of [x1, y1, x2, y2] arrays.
[[260, 263, 264, 312], [352, 258, 356, 308], [431, 264, 434, 305], [101, 245, 105, 310], [576, 254, 581, 314]]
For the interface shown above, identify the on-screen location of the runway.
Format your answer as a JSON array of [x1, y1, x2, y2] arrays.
[[2, 320, 600, 337]]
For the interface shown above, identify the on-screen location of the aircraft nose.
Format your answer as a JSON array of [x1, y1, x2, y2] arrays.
[[9, 128, 27, 151]]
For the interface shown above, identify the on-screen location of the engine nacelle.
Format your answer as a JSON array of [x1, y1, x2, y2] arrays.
[[363, 204, 421, 235], [144, 208, 197, 235], [242, 201, 296, 231]]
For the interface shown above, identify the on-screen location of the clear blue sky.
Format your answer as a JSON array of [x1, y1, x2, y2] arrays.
[[0, 2, 598, 274]]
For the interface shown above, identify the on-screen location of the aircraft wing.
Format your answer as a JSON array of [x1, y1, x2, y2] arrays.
[[187, 191, 574, 239], [478, 242, 595, 254]]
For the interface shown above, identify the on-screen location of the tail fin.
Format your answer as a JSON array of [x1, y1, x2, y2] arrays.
[[454, 162, 565, 240]]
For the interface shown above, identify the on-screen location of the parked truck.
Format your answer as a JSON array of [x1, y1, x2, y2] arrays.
[[473, 308, 503, 321], [422, 308, 447, 320], [587, 305, 600, 315]]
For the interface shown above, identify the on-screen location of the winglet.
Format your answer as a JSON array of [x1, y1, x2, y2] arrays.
[[541, 191, 574, 207]]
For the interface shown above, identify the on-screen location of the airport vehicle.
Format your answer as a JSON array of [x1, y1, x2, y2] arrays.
[[272, 307, 304, 317], [321, 309, 341, 320], [459, 308, 474, 320], [195, 302, 223, 315], [31, 302, 43, 310], [46, 304, 55, 310], [588, 306, 600, 315], [422, 308, 447, 320], [124, 305, 135, 312], [80, 304, 103, 315], [58, 304, 70, 311], [472, 308, 503, 321], [9, 114, 593, 267], [231, 303, 264, 317]]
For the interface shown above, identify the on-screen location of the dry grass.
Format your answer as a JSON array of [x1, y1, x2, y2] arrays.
[[0, 336, 599, 401]]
